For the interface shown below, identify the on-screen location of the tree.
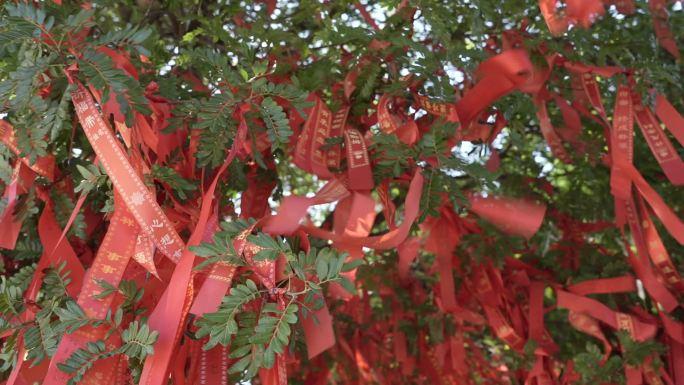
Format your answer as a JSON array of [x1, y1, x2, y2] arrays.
[[0, 0, 683, 384]]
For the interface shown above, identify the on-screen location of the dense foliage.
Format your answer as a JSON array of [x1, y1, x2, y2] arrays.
[[0, 0, 683, 384]]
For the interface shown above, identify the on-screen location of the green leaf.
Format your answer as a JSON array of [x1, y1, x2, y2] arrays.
[[248, 232, 286, 261], [228, 344, 252, 359], [58, 340, 113, 385], [54, 301, 90, 334], [338, 276, 356, 294], [120, 321, 158, 361], [260, 96, 292, 152], [315, 257, 329, 281], [23, 314, 57, 366], [248, 301, 298, 370], [341, 258, 365, 273], [195, 279, 261, 350], [229, 353, 252, 374]]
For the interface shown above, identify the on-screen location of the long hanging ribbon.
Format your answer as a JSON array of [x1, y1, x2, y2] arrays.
[[197, 344, 229, 385], [294, 95, 336, 179], [70, 82, 185, 262], [68, 77, 194, 385], [527, 281, 546, 347], [552, 93, 583, 146], [139, 153, 231, 385], [43, 200, 139, 384], [637, 196, 684, 292], [0, 162, 29, 249], [534, 96, 574, 163], [76, 205, 138, 320], [301, 296, 336, 359], [7, 199, 86, 385], [621, 162, 684, 245], [397, 237, 420, 281], [622, 197, 678, 313], [648, 0, 681, 59], [327, 106, 349, 170], [309, 100, 333, 178], [654, 95, 684, 149], [140, 102, 248, 385], [570, 68, 616, 139], [423, 212, 460, 311], [610, 85, 634, 202], [632, 93, 684, 186], [612, 89, 680, 313], [286, 233, 337, 359], [343, 128, 374, 191]]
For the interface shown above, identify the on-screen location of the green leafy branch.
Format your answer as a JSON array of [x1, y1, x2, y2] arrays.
[[247, 231, 292, 261], [77, 48, 150, 126], [190, 225, 248, 272], [57, 341, 114, 385], [192, 227, 361, 382], [0, 264, 153, 379], [194, 279, 261, 350], [249, 300, 298, 369], [96, 25, 153, 56], [260, 96, 292, 152], [149, 164, 198, 201], [94, 279, 145, 315], [174, 93, 238, 168], [74, 163, 108, 195], [251, 78, 311, 116], [2, 3, 55, 50], [57, 321, 158, 385], [54, 283, 155, 385]]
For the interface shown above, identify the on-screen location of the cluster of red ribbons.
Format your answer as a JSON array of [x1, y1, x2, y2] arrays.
[[1, 1, 684, 385], [540, 0, 680, 60]]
